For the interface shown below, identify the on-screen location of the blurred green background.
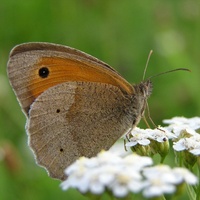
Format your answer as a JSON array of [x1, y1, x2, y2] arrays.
[[0, 0, 200, 199]]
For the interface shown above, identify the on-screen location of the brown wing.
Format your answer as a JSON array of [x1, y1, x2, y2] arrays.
[[7, 42, 134, 116], [27, 81, 134, 180]]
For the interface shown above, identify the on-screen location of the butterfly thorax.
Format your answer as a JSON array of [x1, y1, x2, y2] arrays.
[[129, 79, 153, 127]]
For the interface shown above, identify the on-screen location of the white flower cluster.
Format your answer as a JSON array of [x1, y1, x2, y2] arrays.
[[142, 165, 197, 197], [125, 117, 200, 157], [61, 151, 197, 198], [163, 117, 200, 133], [163, 117, 200, 155], [124, 127, 176, 159], [125, 127, 175, 147]]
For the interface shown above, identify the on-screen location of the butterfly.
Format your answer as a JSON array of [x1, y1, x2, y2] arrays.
[[7, 42, 154, 180]]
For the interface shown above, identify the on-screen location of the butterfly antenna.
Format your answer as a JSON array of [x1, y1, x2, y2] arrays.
[[143, 50, 153, 81], [149, 68, 191, 79], [144, 67, 190, 131], [142, 51, 190, 131]]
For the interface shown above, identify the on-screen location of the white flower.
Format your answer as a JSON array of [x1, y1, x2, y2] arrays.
[[126, 127, 176, 149], [123, 154, 153, 171], [163, 117, 200, 136], [125, 127, 150, 147], [142, 165, 197, 198], [172, 168, 198, 185], [108, 170, 144, 197], [143, 180, 176, 198], [163, 117, 200, 127], [173, 138, 187, 151], [61, 151, 151, 197], [173, 132, 200, 155], [142, 165, 177, 198], [61, 150, 197, 198], [97, 150, 123, 165], [147, 127, 176, 142], [143, 165, 181, 184]]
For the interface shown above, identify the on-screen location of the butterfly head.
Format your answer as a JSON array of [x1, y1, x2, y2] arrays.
[[138, 79, 153, 99]]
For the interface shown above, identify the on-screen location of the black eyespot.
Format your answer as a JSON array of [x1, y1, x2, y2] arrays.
[[38, 67, 49, 78], [56, 109, 60, 113], [60, 148, 64, 152]]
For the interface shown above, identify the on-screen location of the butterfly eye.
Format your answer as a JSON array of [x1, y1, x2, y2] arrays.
[[38, 67, 49, 78]]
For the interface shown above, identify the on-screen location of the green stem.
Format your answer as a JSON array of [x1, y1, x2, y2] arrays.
[[186, 184, 196, 200], [195, 163, 200, 200]]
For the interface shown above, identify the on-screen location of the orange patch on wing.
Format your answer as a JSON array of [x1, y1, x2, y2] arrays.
[[29, 57, 134, 99]]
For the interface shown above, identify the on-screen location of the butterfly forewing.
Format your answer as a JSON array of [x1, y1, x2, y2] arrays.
[[7, 42, 134, 116]]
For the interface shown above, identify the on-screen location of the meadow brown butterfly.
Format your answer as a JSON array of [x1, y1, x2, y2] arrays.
[[7, 42, 152, 180]]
